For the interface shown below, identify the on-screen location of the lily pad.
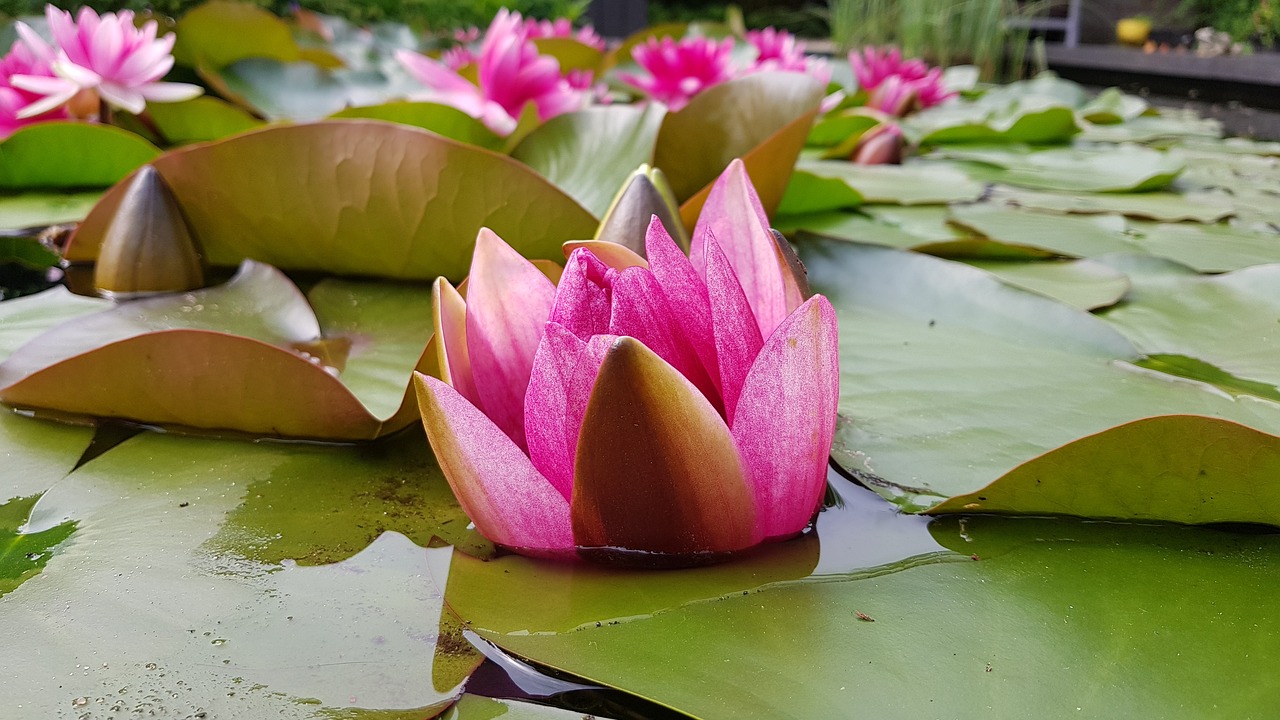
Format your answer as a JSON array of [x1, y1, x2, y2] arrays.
[[990, 185, 1234, 223], [0, 492, 76, 597], [511, 104, 667, 218], [0, 431, 476, 717], [785, 158, 984, 208], [331, 102, 505, 151], [66, 122, 598, 281], [907, 97, 1079, 145], [653, 71, 825, 217], [145, 96, 265, 145], [797, 238, 1280, 512], [0, 262, 434, 440], [0, 191, 104, 230], [173, 0, 304, 69], [470, 502, 1280, 718], [0, 123, 160, 190], [1077, 87, 1147, 124], [964, 258, 1130, 310], [936, 144, 1184, 192]]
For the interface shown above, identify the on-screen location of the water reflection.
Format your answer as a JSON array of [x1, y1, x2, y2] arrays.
[[812, 465, 948, 576]]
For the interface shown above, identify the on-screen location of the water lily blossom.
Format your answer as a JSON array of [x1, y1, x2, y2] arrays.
[[0, 34, 66, 138], [415, 161, 840, 563], [620, 36, 736, 111], [10, 6, 201, 119], [848, 46, 953, 115], [396, 9, 587, 134], [745, 28, 830, 86]]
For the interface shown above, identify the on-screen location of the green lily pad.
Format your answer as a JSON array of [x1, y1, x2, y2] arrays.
[[0, 286, 110, 359], [331, 102, 505, 151], [806, 109, 883, 149], [211, 58, 364, 121], [0, 191, 103, 230], [0, 263, 434, 440], [785, 159, 984, 208], [0, 431, 476, 717], [66, 122, 598, 281], [907, 97, 1079, 145], [0, 492, 76, 597], [1077, 87, 1148, 124], [936, 144, 1184, 192], [145, 96, 265, 145], [511, 104, 667, 218], [964, 258, 1130, 310], [470, 499, 1280, 718], [797, 238, 1280, 512], [654, 71, 825, 217], [173, 0, 304, 69], [1127, 220, 1280, 273], [990, 185, 1234, 223], [0, 123, 160, 190], [1080, 112, 1222, 143], [0, 236, 58, 270]]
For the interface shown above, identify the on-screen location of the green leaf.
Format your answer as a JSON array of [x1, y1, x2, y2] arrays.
[[989, 185, 1234, 223], [66, 122, 598, 281], [0, 431, 477, 716], [0, 192, 103, 230], [907, 97, 1079, 145], [0, 123, 160, 190], [788, 158, 985, 207], [331, 102, 505, 151], [0, 287, 110, 361], [1077, 87, 1148, 124], [0, 237, 58, 270], [453, 480, 1280, 718], [173, 0, 303, 69], [797, 238, 1280, 512], [0, 493, 75, 597], [0, 411, 95, 501], [806, 109, 883, 148], [936, 144, 1184, 192], [1080, 112, 1221, 143], [0, 263, 434, 440], [964, 258, 1130, 310], [775, 172, 864, 215], [145, 97, 265, 145], [654, 71, 825, 212], [211, 58, 360, 121], [511, 104, 667, 218]]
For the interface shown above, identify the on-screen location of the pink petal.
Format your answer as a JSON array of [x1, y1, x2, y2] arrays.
[[702, 230, 763, 423], [9, 76, 78, 118], [608, 264, 720, 407], [548, 248, 613, 340], [465, 228, 557, 450], [561, 240, 648, 271], [89, 13, 125, 75], [97, 83, 145, 114], [136, 81, 202, 104], [692, 159, 792, 339], [396, 49, 479, 95], [732, 295, 839, 540], [644, 217, 720, 399], [432, 277, 480, 408], [414, 373, 573, 551], [524, 323, 614, 501]]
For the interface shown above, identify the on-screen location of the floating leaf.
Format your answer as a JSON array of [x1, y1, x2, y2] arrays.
[[0, 263, 434, 440], [798, 238, 1280, 511], [331, 102, 505, 151], [1077, 87, 1147, 124], [936, 144, 1184, 192], [786, 158, 984, 208], [907, 97, 1078, 145], [654, 72, 825, 216], [0, 192, 103, 230], [0, 431, 475, 716], [66, 122, 598, 281], [965, 258, 1130, 310], [0, 123, 159, 190], [173, 0, 303, 69], [0, 493, 76, 597], [990, 185, 1234, 223], [145, 96, 264, 145], [512, 104, 667, 218]]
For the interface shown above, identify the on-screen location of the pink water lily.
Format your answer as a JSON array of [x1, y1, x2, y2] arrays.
[[848, 46, 953, 115], [744, 28, 830, 86], [415, 160, 840, 562], [396, 9, 587, 134], [10, 6, 201, 119], [0, 34, 66, 138], [619, 35, 737, 111]]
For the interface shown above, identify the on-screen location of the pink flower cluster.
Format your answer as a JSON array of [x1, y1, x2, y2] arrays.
[[621, 29, 830, 111], [0, 5, 201, 138], [848, 47, 953, 116], [443, 14, 604, 69], [398, 9, 593, 134]]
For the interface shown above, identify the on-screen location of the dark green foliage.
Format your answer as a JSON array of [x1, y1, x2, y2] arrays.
[[0, 0, 589, 30], [649, 0, 828, 36]]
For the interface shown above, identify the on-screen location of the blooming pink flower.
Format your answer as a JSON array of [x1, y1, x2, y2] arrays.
[[745, 27, 830, 86], [848, 46, 953, 115], [397, 9, 586, 134], [415, 160, 839, 562], [10, 6, 201, 118], [0, 34, 66, 138], [521, 17, 605, 50], [620, 36, 736, 111]]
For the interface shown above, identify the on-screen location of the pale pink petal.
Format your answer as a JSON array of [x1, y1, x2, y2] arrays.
[[608, 265, 720, 406], [396, 49, 479, 95], [644, 217, 720, 399], [90, 13, 125, 75], [548, 248, 613, 340], [465, 228, 557, 450], [692, 159, 791, 339], [53, 56, 101, 87], [702, 230, 763, 423], [136, 81, 202, 103], [414, 373, 573, 551], [732, 295, 839, 540], [14, 23, 56, 65], [10, 76, 77, 118], [432, 277, 480, 408], [97, 83, 145, 114], [524, 323, 614, 500]]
